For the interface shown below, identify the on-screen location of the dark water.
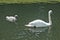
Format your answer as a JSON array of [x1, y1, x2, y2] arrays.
[[0, 3, 60, 40]]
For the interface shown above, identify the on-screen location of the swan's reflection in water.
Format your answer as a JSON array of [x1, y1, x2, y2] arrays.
[[24, 27, 52, 40], [26, 27, 48, 33], [12, 26, 52, 40]]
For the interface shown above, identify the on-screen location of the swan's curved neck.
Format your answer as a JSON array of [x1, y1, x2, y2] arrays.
[[48, 13, 52, 25]]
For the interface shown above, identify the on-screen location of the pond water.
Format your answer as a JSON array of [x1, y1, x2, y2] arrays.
[[0, 3, 60, 40]]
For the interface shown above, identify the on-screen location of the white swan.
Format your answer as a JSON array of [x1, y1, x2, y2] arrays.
[[6, 15, 18, 24], [25, 10, 52, 27]]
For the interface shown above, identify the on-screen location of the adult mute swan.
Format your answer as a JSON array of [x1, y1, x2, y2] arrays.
[[25, 10, 53, 27], [6, 15, 18, 24]]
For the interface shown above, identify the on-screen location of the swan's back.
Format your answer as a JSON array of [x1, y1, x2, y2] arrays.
[[29, 19, 49, 27]]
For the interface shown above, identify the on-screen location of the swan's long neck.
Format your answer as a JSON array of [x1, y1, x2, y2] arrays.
[[48, 10, 52, 25]]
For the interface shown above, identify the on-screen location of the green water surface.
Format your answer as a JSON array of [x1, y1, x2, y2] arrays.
[[0, 3, 60, 40]]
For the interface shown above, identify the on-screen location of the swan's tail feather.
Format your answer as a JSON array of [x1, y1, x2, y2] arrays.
[[25, 24, 34, 27]]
